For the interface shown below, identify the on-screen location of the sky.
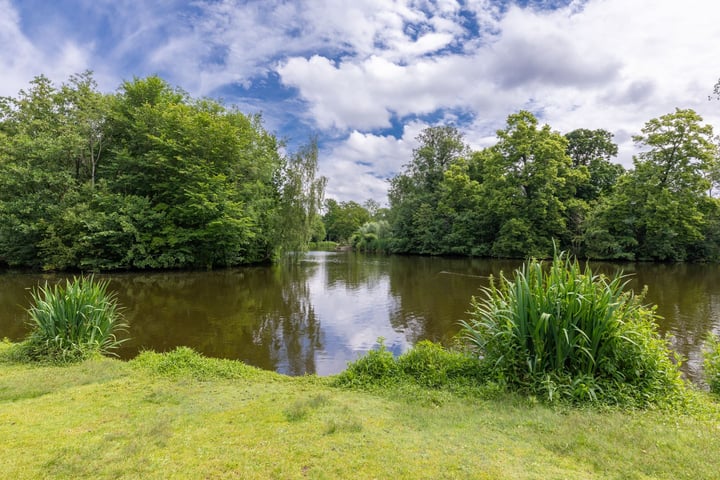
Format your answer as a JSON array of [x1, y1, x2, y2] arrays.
[[2, 0, 720, 204]]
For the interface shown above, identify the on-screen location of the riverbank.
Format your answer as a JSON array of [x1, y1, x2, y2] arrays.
[[1, 344, 719, 479]]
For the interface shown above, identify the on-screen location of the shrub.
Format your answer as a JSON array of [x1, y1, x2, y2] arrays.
[[397, 341, 484, 388], [14, 276, 128, 363], [131, 347, 268, 380], [333, 339, 485, 391], [351, 221, 391, 252], [459, 250, 685, 407], [703, 334, 720, 394], [334, 339, 400, 387]]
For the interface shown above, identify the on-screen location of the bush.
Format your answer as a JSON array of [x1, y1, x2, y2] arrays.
[[459, 250, 686, 407], [131, 347, 268, 380], [333, 339, 485, 391], [334, 339, 399, 387], [703, 334, 720, 394], [397, 341, 484, 388], [351, 221, 391, 252], [12, 276, 128, 363]]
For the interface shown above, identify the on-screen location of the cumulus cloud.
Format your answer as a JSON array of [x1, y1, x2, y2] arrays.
[[0, 0, 91, 96], [319, 122, 427, 203], [3, 0, 720, 200]]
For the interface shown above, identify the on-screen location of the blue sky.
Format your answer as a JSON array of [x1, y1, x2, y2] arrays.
[[2, 0, 720, 204]]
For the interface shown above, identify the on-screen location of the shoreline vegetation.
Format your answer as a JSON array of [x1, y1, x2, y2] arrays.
[[2, 343, 720, 479], [2, 71, 720, 476], [3, 257, 720, 477]]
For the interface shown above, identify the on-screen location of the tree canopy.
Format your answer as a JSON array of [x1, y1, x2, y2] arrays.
[[0, 73, 325, 270], [382, 109, 720, 261]]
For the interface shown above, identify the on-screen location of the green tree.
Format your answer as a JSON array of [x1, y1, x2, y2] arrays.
[[565, 128, 624, 201], [0, 74, 98, 267], [481, 111, 586, 257], [275, 138, 327, 256], [388, 125, 468, 254], [0, 73, 291, 270], [584, 109, 718, 261], [323, 200, 371, 243]]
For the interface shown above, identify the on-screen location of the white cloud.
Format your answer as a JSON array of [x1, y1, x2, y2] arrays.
[[0, 0, 91, 96], [320, 122, 427, 203], [3, 0, 720, 200]]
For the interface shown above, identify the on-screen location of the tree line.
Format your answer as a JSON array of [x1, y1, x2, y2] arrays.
[[327, 109, 719, 262], [0, 73, 325, 270], [3, 72, 718, 269]]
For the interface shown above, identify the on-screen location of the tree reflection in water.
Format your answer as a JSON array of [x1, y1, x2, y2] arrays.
[[1, 254, 719, 382]]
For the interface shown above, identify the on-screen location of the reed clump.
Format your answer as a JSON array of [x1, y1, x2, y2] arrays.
[[11, 276, 127, 363], [459, 250, 686, 407]]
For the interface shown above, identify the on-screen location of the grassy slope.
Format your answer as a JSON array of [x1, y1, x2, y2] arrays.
[[1, 345, 719, 480]]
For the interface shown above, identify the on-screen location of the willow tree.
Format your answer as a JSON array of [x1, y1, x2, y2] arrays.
[[275, 138, 327, 257]]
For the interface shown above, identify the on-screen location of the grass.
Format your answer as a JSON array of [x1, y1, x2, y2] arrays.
[[1, 343, 720, 479]]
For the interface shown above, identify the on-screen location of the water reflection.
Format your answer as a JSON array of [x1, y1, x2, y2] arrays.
[[1, 254, 719, 382]]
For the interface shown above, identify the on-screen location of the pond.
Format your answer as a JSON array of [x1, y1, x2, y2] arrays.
[[1, 252, 719, 382]]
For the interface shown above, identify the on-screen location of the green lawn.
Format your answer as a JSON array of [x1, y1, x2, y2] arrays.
[[1, 344, 718, 479]]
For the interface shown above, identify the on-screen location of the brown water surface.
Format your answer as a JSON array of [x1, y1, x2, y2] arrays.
[[1, 252, 718, 382]]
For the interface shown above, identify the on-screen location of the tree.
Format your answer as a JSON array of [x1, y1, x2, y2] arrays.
[[323, 200, 370, 243], [584, 109, 718, 261], [480, 111, 585, 257], [565, 128, 624, 201], [388, 125, 468, 254], [0, 73, 291, 270], [275, 138, 327, 256]]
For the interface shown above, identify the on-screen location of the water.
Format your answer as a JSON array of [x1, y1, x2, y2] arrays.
[[1, 252, 719, 382]]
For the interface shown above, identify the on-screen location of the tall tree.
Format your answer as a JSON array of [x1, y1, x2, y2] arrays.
[[275, 138, 327, 256], [0, 73, 291, 270], [565, 128, 624, 201], [584, 109, 718, 261], [388, 125, 468, 254], [481, 111, 585, 257]]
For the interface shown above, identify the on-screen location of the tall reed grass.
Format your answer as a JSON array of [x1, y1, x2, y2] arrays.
[[459, 251, 685, 406], [19, 276, 127, 362]]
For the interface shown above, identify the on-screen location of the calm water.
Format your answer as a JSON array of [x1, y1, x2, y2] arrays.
[[1, 252, 719, 382]]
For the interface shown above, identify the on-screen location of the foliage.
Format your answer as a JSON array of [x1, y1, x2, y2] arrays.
[[388, 125, 469, 254], [274, 138, 327, 258], [350, 220, 392, 252], [565, 128, 624, 203], [322, 199, 371, 243], [459, 250, 686, 406], [333, 339, 485, 390], [307, 240, 338, 251], [703, 333, 720, 394], [131, 346, 270, 381], [583, 109, 719, 261], [383, 109, 720, 263], [0, 73, 325, 270], [12, 276, 127, 363]]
